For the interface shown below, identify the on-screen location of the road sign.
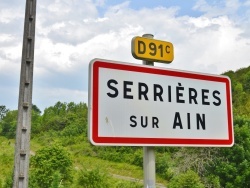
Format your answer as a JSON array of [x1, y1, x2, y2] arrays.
[[131, 36, 174, 63], [88, 59, 233, 147]]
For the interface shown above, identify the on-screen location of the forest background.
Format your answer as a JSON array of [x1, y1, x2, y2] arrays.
[[1, 66, 250, 188]]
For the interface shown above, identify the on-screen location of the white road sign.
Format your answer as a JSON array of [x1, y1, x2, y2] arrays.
[[88, 59, 234, 147]]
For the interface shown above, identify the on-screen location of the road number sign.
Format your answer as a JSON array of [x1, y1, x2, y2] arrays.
[[131, 36, 174, 63], [88, 59, 233, 147]]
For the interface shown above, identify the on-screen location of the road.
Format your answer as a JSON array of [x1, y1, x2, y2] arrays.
[[112, 174, 167, 188]]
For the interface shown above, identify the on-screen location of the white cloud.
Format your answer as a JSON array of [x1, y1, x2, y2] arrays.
[[33, 87, 88, 111], [0, 8, 23, 23], [193, 0, 241, 17], [1, 0, 250, 111], [0, 34, 15, 43], [244, 0, 250, 6]]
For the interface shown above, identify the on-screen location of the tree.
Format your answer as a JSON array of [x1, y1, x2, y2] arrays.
[[223, 67, 250, 116], [0, 106, 42, 138], [32, 104, 41, 114], [0, 110, 18, 138], [30, 108, 42, 135], [172, 147, 219, 176], [0, 105, 9, 120], [40, 102, 88, 135], [207, 116, 250, 187]]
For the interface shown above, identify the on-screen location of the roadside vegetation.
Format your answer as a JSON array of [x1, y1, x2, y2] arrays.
[[1, 66, 250, 187]]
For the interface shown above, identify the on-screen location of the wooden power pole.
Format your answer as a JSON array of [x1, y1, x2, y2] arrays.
[[13, 0, 37, 187]]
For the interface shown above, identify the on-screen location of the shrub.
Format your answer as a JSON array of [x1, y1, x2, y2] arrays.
[[77, 168, 109, 188], [29, 144, 73, 188], [168, 170, 204, 188]]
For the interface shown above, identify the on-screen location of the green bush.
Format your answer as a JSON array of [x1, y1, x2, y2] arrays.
[[3, 175, 13, 188], [156, 153, 171, 179], [168, 170, 204, 188], [29, 144, 73, 188], [77, 168, 109, 188], [131, 149, 143, 167]]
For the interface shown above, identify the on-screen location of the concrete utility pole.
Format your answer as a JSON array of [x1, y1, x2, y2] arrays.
[[13, 0, 37, 187]]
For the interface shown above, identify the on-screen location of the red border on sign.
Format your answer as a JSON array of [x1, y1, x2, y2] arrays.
[[91, 59, 233, 146]]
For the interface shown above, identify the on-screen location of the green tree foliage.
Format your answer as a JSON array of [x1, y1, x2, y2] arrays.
[[169, 147, 220, 187], [40, 102, 88, 136], [224, 67, 250, 116], [29, 144, 73, 188], [31, 106, 42, 135], [207, 116, 250, 188], [32, 104, 41, 114], [3, 62, 250, 187], [0, 105, 42, 138], [0, 110, 17, 138], [156, 152, 172, 179], [0, 105, 9, 120]]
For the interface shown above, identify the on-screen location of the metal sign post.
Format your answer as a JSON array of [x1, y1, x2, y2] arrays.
[[141, 34, 156, 188], [13, 0, 37, 187]]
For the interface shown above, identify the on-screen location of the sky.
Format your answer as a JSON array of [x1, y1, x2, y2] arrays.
[[0, 0, 250, 112]]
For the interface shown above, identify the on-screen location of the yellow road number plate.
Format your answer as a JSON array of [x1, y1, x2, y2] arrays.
[[132, 36, 174, 63]]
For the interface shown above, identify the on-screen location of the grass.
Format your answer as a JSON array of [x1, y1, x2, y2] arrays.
[[0, 137, 14, 187], [1, 134, 167, 187]]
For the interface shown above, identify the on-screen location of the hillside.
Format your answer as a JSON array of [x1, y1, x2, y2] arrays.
[[223, 66, 250, 116], [1, 66, 250, 187]]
